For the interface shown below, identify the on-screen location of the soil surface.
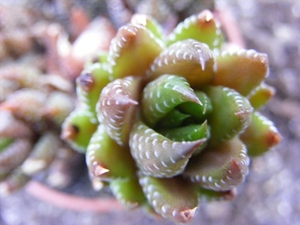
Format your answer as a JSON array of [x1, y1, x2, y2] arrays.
[[1, 0, 299, 225]]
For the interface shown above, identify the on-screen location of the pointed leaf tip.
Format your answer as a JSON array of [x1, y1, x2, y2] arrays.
[[130, 120, 204, 178]]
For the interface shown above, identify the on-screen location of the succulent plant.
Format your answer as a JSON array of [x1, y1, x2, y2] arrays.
[[61, 9, 281, 223]]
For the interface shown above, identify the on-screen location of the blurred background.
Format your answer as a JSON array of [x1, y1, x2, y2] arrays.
[[0, 0, 299, 224]]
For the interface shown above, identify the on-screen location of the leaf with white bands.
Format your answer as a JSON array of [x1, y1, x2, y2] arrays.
[[86, 124, 137, 183], [213, 49, 269, 96], [167, 10, 223, 51], [205, 86, 253, 143], [129, 120, 205, 178], [142, 74, 201, 127], [184, 137, 250, 191], [139, 174, 198, 223], [97, 76, 141, 146], [240, 112, 282, 157], [76, 63, 111, 119], [108, 23, 164, 80], [147, 39, 215, 88]]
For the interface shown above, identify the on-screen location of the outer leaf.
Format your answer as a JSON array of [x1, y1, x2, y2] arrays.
[[0, 138, 13, 154], [42, 91, 75, 125], [110, 177, 146, 209], [184, 137, 250, 191], [131, 14, 165, 41], [213, 49, 269, 96], [198, 188, 237, 202], [146, 39, 215, 88], [205, 86, 253, 143], [108, 23, 164, 80], [129, 119, 205, 178], [0, 89, 46, 122], [0, 169, 30, 196], [86, 124, 137, 182], [0, 111, 32, 138], [76, 62, 111, 119], [167, 10, 223, 51], [240, 112, 282, 157], [21, 132, 60, 176], [97, 76, 141, 146], [0, 139, 32, 179], [139, 174, 198, 223], [247, 83, 275, 109], [142, 74, 201, 127], [61, 108, 98, 153]]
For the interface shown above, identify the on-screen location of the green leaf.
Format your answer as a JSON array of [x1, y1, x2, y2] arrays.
[[0, 138, 13, 153], [61, 108, 98, 153], [76, 62, 111, 119], [198, 187, 237, 202], [129, 119, 205, 178], [213, 49, 269, 96], [86, 124, 137, 182], [97, 76, 141, 146], [110, 177, 146, 209], [247, 83, 275, 109], [157, 108, 191, 129], [205, 86, 253, 143], [167, 10, 223, 51], [131, 14, 165, 42], [146, 39, 215, 88], [177, 91, 213, 122], [142, 74, 201, 127], [157, 122, 209, 143], [240, 112, 282, 157], [108, 23, 164, 80], [184, 137, 249, 191], [139, 174, 198, 223]]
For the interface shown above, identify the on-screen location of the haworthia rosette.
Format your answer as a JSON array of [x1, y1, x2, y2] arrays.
[[129, 120, 205, 178], [97, 76, 142, 146], [184, 137, 249, 191]]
